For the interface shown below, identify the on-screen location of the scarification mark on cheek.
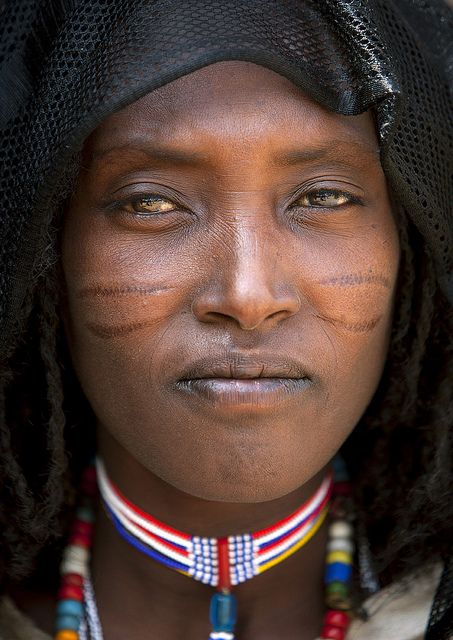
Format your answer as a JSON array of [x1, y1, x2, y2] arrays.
[[76, 282, 176, 339], [86, 319, 158, 339], [316, 313, 383, 333], [78, 284, 174, 299], [318, 274, 391, 289]]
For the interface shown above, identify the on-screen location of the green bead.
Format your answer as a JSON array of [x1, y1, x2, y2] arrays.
[[76, 506, 95, 523], [325, 581, 351, 610]]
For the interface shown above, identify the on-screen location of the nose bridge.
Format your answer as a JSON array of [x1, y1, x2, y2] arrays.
[[192, 212, 300, 331], [226, 216, 277, 293]]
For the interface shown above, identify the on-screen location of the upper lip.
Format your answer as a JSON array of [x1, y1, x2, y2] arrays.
[[178, 354, 309, 381]]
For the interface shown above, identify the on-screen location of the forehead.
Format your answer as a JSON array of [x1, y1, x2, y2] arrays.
[[88, 61, 379, 161]]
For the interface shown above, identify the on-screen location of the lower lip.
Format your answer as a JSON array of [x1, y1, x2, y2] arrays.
[[175, 378, 311, 409]]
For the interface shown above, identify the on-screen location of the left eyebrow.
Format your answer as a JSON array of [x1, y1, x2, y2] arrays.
[[274, 141, 380, 167]]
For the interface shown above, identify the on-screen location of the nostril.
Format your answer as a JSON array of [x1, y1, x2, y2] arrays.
[[191, 283, 301, 330]]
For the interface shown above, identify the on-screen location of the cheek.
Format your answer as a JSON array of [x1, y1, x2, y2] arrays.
[[287, 216, 399, 404], [298, 218, 400, 331], [62, 212, 192, 343], [61, 216, 185, 410]]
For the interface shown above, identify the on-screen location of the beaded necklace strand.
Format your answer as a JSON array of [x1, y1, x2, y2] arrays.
[[55, 456, 355, 640]]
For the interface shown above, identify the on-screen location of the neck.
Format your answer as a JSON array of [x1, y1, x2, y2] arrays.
[[91, 432, 332, 640]]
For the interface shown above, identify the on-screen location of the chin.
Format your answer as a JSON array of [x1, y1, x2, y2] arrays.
[[159, 459, 317, 505]]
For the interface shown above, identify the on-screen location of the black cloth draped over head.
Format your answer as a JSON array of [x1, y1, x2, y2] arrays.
[[0, 0, 452, 637]]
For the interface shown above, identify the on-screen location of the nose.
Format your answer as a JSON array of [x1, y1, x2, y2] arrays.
[[191, 228, 301, 331]]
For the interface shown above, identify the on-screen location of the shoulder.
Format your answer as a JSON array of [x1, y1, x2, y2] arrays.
[[0, 596, 51, 640], [347, 561, 443, 640]]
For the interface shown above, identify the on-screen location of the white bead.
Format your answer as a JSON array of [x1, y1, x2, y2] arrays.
[[328, 521, 353, 539], [63, 544, 89, 561], [62, 545, 89, 566], [327, 538, 355, 554], [60, 557, 88, 577]]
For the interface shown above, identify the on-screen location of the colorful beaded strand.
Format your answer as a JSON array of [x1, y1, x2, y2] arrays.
[[318, 456, 355, 640], [54, 465, 97, 640]]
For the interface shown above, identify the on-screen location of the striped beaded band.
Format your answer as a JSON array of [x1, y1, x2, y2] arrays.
[[96, 459, 336, 640], [96, 458, 333, 589]]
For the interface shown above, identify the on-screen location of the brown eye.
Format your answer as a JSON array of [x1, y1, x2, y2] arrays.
[[127, 195, 178, 215], [295, 190, 353, 208]]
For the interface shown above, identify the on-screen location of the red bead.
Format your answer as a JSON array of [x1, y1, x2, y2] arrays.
[[69, 533, 91, 548], [82, 466, 97, 484], [58, 585, 83, 602], [61, 573, 83, 588], [320, 625, 346, 640], [324, 610, 350, 629], [80, 468, 98, 496], [217, 537, 231, 590], [333, 497, 354, 520], [332, 482, 351, 496], [71, 521, 92, 536]]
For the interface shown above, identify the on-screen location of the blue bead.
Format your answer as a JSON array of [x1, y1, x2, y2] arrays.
[[55, 613, 80, 631], [325, 562, 353, 584], [333, 455, 349, 482], [209, 592, 238, 632], [56, 600, 84, 617]]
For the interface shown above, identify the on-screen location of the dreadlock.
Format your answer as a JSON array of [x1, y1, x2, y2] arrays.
[[0, 196, 451, 605], [343, 209, 453, 584]]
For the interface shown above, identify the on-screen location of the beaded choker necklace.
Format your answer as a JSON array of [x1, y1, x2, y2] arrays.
[[55, 457, 355, 640]]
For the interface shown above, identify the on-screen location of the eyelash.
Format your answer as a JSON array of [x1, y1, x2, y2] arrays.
[[110, 188, 363, 218]]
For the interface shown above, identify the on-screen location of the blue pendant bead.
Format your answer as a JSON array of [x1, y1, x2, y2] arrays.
[[209, 591, 237, 640]]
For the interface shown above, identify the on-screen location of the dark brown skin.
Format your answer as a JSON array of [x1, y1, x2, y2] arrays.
[[26, 61, 400, 638]]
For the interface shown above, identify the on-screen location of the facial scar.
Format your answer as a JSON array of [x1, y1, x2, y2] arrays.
[[318, 274, 391, 289], [78, 284, 174, 299], [316, 313, 383, 333], [86, 319, 158, 339]]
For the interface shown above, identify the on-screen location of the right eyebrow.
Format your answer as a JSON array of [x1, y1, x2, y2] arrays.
[[91, 142, 210, 167]]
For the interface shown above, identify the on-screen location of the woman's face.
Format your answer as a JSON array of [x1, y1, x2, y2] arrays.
[[62, 61, 399, 503]]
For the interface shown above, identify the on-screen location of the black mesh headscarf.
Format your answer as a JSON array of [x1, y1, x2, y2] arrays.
[[0, 1, 452, 638]]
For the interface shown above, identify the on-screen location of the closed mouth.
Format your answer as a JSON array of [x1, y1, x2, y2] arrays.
[[177, 354, 310, 382], [174, 354, 312, 408]]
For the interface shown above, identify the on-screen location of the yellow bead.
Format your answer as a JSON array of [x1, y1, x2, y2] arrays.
[[326, 550, 353, 564], [55, 631, 78, 640]]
